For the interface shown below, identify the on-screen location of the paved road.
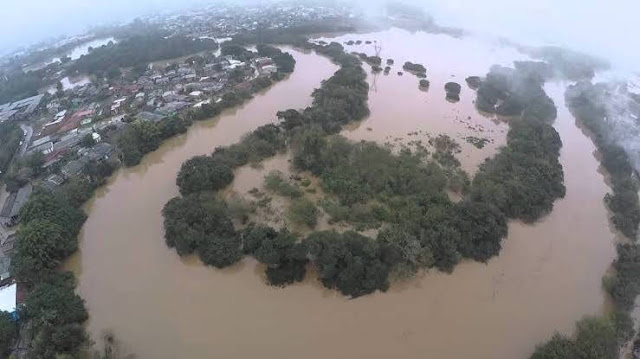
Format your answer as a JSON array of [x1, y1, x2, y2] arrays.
[[17, 124, 33, 158]]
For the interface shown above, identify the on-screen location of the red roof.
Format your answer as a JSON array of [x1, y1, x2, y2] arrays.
[[58, 109, 94, 133]]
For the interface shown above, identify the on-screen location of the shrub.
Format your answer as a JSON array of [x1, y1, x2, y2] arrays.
[[288, 198, 319, 228]]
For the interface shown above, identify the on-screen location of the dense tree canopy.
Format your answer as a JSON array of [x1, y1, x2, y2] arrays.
[[307, 231, 393, 297], [0, 311, 17, 358], [163, 193, 241, 268], [11, 219, 76, 281], [72, 34, 218, 76], [22, 273, 89, 358], [18, 189, 86, 237], [177, 156, 234, 195]]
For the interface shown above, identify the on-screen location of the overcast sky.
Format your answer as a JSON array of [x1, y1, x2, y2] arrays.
[[3, 0, 640, 72]]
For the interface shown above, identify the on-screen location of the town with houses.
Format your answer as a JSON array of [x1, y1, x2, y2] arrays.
[[0, 2, 355, 322]]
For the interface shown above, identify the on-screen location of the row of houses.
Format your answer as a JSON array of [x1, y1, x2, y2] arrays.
[[0, 184, 33, 227], [0, 94, 44, 123]]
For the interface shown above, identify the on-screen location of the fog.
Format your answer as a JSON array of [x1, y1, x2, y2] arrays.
[[1, 0, 210, 53], [4, 0, 640, 74]]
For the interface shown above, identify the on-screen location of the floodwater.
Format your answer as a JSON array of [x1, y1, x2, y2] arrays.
[[45, 76, 91, 94], [317, 28, 531, 173], [67, 30, 617, 359], [47, 37, 117, 64]]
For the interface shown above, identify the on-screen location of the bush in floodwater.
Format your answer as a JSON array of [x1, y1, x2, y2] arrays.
[[288, 198, 319, 228], [465, 76, 482, 89], [402, 61, 426, 73], [264, 170, 303, 198], [419, 79, 430, 88], [445, 82, 462, 101]]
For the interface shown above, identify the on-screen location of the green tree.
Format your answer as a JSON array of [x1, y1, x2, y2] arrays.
[[176, 156, 234, 195], [22, 273, 88, 358], [18, 189, 86, 236], [80, 133, 96, 148], [288, 198, 319, 228], [24, 151, 45, 176], [530, 333, 578, 359], [574, 317, 617, 359], [306, 231, 392, 297], [11, 219, 76, 280], [163, 194, 241, 268], [243, 225, 295, 266], [0, 311, 17, 358]]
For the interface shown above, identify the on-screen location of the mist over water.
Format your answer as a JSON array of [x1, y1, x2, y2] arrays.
[[370, 0, 640, 74], [5, 0, 640, 75]]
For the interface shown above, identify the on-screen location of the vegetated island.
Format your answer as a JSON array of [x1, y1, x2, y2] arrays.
[[162, 41, 566, 298]]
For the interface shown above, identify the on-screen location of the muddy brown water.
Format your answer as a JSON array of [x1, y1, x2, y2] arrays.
[[66, 30, 617, 359]]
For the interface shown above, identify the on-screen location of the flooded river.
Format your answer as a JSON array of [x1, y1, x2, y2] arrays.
[[68, 30, 617, 359]]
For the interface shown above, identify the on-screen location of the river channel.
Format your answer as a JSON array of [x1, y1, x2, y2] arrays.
[[66, 29, 617, 359]]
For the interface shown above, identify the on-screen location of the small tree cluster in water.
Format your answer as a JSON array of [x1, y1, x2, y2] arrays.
[[163, 42, 567, 298], [402, 61, 426, 75]]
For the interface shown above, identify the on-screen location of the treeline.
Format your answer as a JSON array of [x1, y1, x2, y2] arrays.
[[530, 316, 618, 359], [163, 42, 566, 297], [117, 116, 190, 166], [3, 149, 118, 356], [603, 243, 640, 346], [71, 34, 219, 76], [0, 122, 23, 179], [565, 82, 640, 240], [9, 189, 88, 357], [546, 81, 640, 352]]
